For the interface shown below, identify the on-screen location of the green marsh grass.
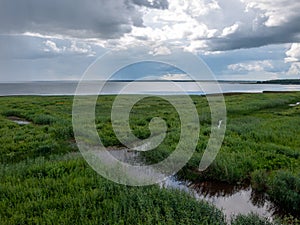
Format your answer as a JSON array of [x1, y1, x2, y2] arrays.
[[1, 93, 300, 223], [0, 154, 226, 225]]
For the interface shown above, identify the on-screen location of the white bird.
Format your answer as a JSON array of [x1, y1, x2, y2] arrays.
[[218, 120, 223, 129]]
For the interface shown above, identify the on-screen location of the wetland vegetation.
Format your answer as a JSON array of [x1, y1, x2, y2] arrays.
[[0, 93, 300, 224]]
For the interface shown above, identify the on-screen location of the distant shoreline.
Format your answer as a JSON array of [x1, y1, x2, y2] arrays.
[[1, 91, 300, 98], [257, 79, 300, 85], [1, 79, 299, 84], [1, 81, 300, 97], [0, 80, 259, 84]]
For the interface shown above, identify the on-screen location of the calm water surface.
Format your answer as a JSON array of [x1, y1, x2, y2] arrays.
[[110, 149, 278, 222], [1, 81, 300, 96]]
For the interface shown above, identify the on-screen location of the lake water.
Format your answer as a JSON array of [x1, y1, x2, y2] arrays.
[[1, 81, 300, 96]]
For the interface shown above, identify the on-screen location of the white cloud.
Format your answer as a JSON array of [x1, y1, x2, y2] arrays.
[[284, 43, 300, 75], [106, 0, 220, 53], [149, 46, 171, 55], [69, 41, 96, 56], [43, 40, 64, 53], [242, 0, 300, 27], [228, 60, 274, 72], [221, 23, 240, 37], [285, 43, 300, 63], [287, 62, 300, 75], [161, 73, 191, 80], [184, 40, 208, 53], [169, 0, 220, 17], [109, 0, 300, 53], [43, 40, 96, 56]]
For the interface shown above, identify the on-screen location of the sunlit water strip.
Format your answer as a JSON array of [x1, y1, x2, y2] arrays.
[[1, 81, 300, 96]]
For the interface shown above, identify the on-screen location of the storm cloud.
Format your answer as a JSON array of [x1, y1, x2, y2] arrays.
[[1, 0, 300, 81], [166, 0, 300, 51], [0, 0, 168, 39], [207, 14, 300, 51]]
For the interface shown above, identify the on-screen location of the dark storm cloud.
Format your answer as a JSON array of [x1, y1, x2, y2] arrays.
[[0, 0, 168, 39], [207, 14, 300, 51]]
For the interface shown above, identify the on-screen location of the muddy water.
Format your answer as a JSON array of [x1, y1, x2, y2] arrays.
[[7, 116, 31, 125], [109, 149, 277, 222], [162, 178, 276, 221]]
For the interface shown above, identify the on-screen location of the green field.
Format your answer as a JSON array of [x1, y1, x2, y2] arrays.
[[1, 93, 300, 224]]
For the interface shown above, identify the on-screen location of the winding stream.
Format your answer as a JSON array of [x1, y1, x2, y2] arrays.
[[109, 148, 278, 222]]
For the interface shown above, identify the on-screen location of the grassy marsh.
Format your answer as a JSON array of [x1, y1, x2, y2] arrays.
[[0, 93, 300, 224]]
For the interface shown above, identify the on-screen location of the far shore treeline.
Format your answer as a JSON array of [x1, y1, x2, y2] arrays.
[[257, 79, 300, 85]]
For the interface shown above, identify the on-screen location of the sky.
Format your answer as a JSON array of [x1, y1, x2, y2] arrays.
[[0, 0, 300, 81]]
